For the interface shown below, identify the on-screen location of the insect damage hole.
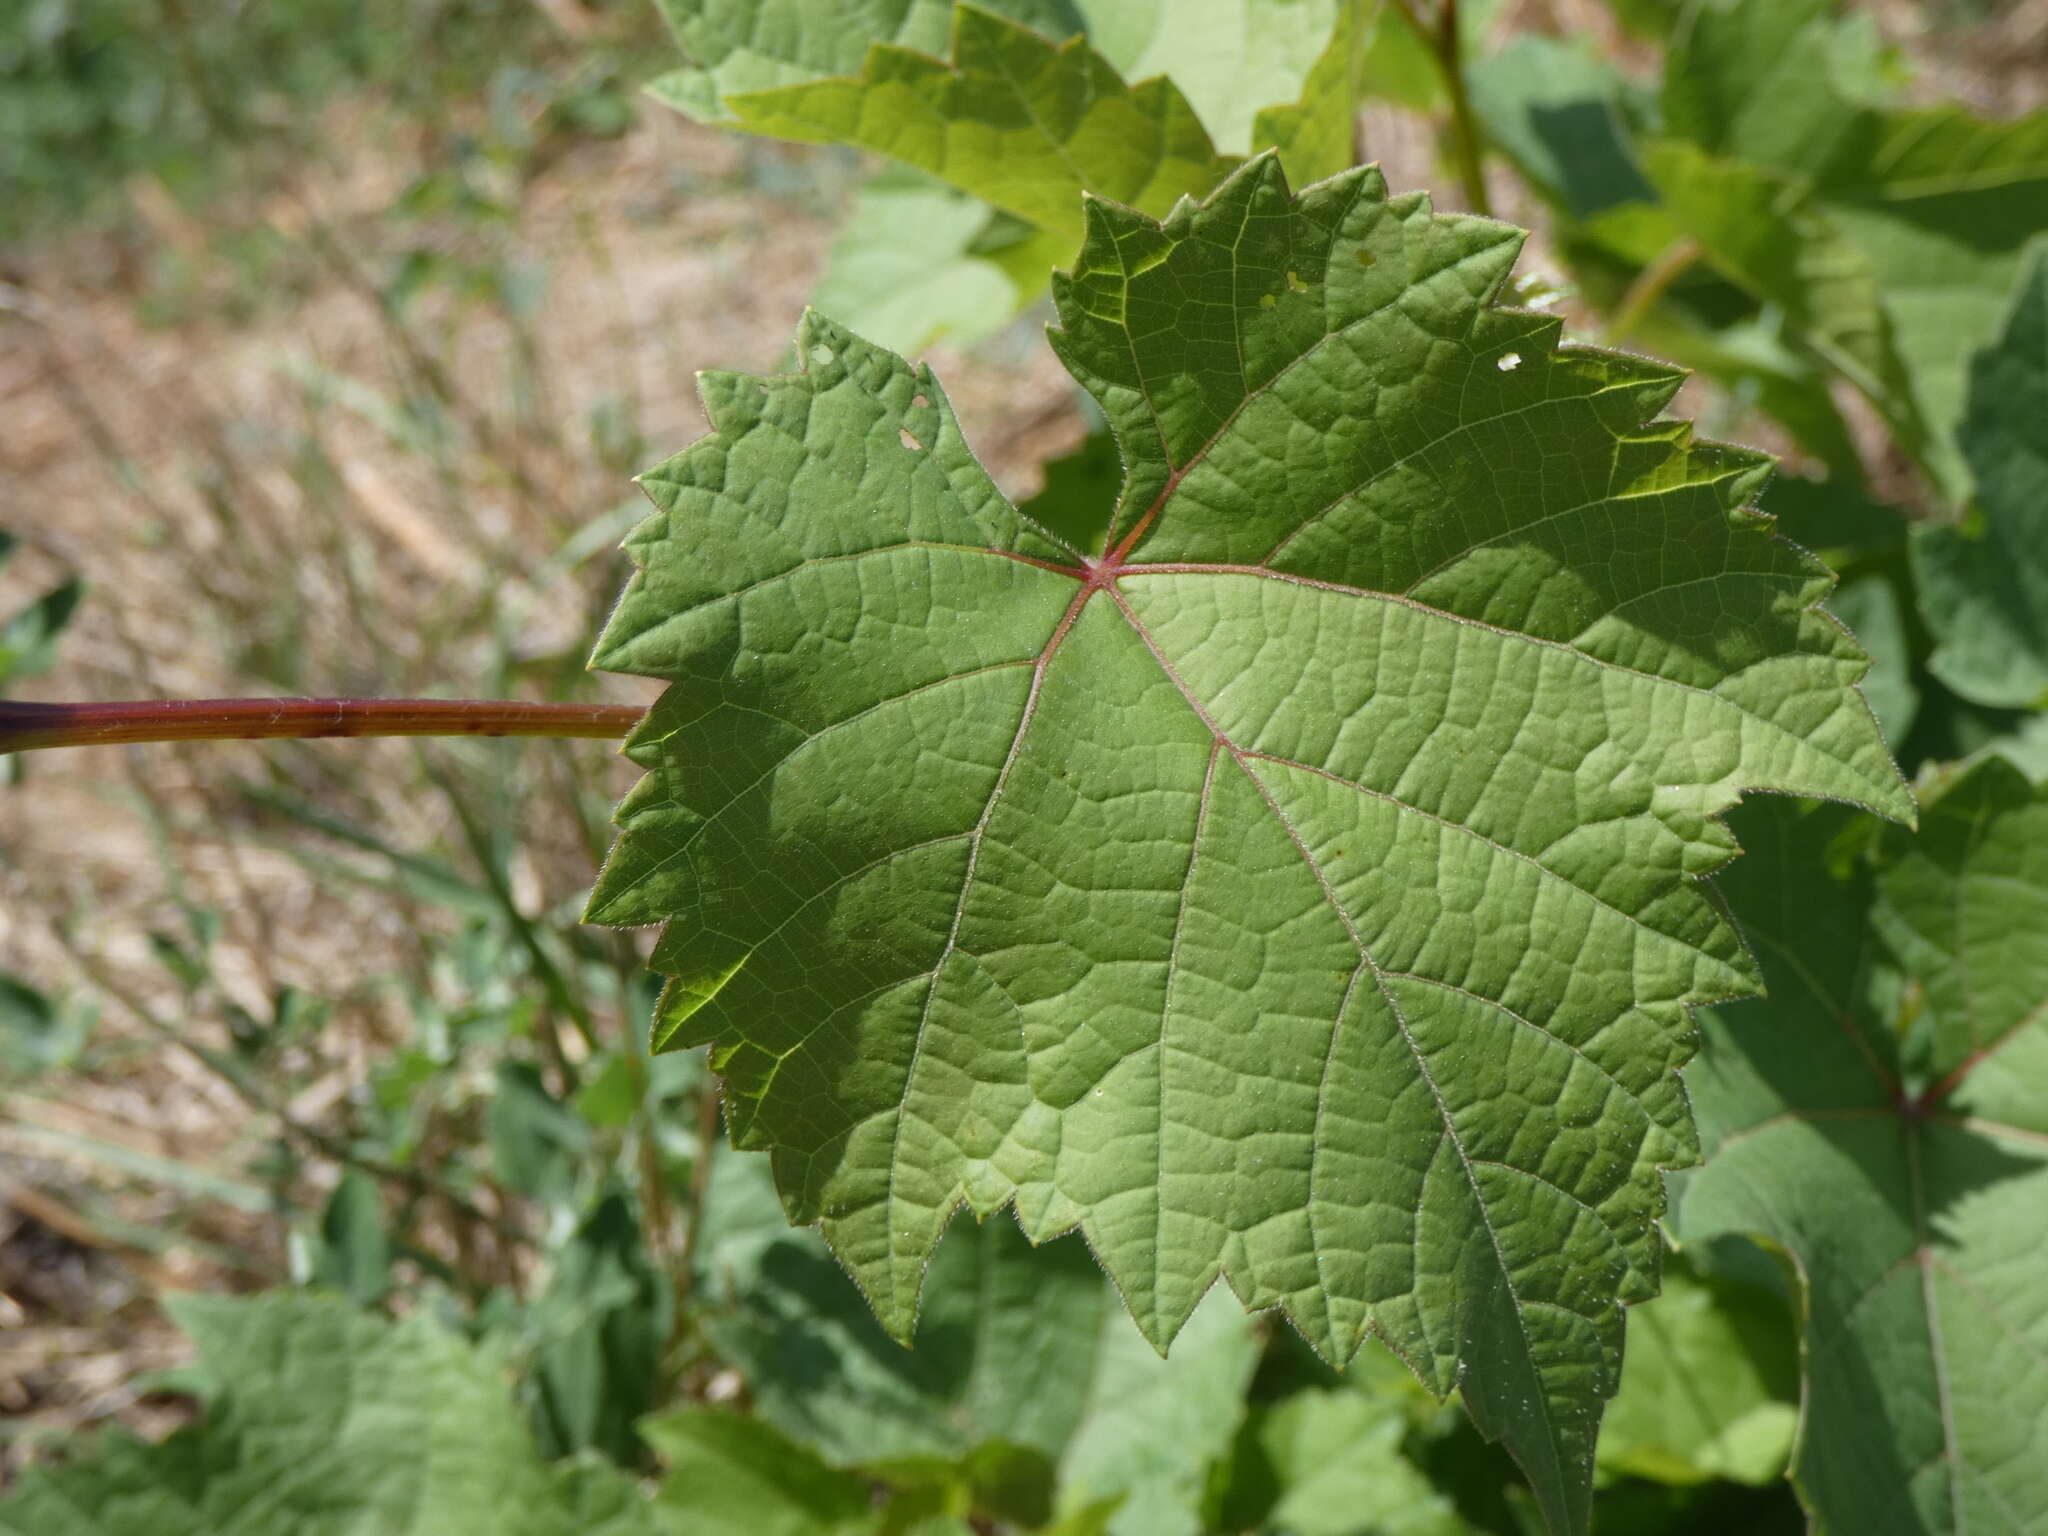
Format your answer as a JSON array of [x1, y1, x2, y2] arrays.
[[900, 428, 926, 452], [1496, 352, 1523, 371]]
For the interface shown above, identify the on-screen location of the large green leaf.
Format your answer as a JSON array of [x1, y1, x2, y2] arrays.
[[0, 1293, 661, 1536], [1678, 763, 2048, 1533], [1914, 253, 2048, 709], [588, 154, 1908, 1533]]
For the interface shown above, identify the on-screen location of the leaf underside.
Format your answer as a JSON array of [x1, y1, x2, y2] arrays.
[[588, 154, 1908, 1533], [1680, 762, 2048, 1534]]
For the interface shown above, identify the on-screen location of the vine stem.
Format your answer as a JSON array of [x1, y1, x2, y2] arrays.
[[0, 697, 645, 754], [1604, 236, 1704, 347], [1388, 0, 1491, 216], [1435, 0, 1492, 218]]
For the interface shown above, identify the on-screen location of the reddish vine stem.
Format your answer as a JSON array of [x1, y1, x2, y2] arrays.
[[0, 697, 646, 754]]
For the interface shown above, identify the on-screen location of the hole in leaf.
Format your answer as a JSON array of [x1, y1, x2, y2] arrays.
[[1497, 352, 1522, 371], [911, 393, 930, 409], [808, 343, 834, 367], [900, 428, 925, 452]]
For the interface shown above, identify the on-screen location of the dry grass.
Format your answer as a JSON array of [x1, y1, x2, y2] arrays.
[[0, 98, 1078, 1468]]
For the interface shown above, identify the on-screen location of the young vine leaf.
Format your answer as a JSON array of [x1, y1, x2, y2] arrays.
[[587, 154, 1910, 1534], [1679, 761, 2048, 1534]]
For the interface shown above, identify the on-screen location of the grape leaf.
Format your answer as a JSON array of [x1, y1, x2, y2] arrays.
[[1068, 0, 1345, 158], [675, 4, 1236, 245], [1914, 253, 2048, 709], [0, 1293, 661, 1536], [588, 154, 1909, 1534], [659, 1, 1365, 349], [1678, 763, 2048, 1533]]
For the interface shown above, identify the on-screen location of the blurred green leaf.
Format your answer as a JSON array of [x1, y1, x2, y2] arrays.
[[309, 1170, 392, 1306], [693, 1144, 1115, 1464], [1052, 1287, 1260, 1536], [0, 971, 95, 1079], [1648, 0, 2048, 497], [1914, 253, 2048, 708], [810, 167, 1051, 356], [1468, 34, 1654, 223], [0, 575, 82, 687], [528, 1190, 674, 1464], [1593, 1251, 1797, 1488], [1224, 1387, 1479, 1536], [0, 1292, 662, 1536], [1014, 424, 1122, 558], [642, 1408, 878, 1536], [488, 1059, 589, 1203], [1828, 576, 1918, 748]]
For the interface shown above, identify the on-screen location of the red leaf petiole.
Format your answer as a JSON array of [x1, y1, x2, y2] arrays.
[[0, 697, 645, 754]]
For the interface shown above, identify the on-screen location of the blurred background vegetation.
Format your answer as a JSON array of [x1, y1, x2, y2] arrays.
[[0, 1, 2043, 1531], [0, 0, 1096, 1488]]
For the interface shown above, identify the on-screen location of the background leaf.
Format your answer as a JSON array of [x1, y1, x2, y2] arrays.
[[1679, 764, 2048, 1533], [1914, 252, 2048, 708], [1645, 0, 2048, 497], [0, 1293, 662, 1536]]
